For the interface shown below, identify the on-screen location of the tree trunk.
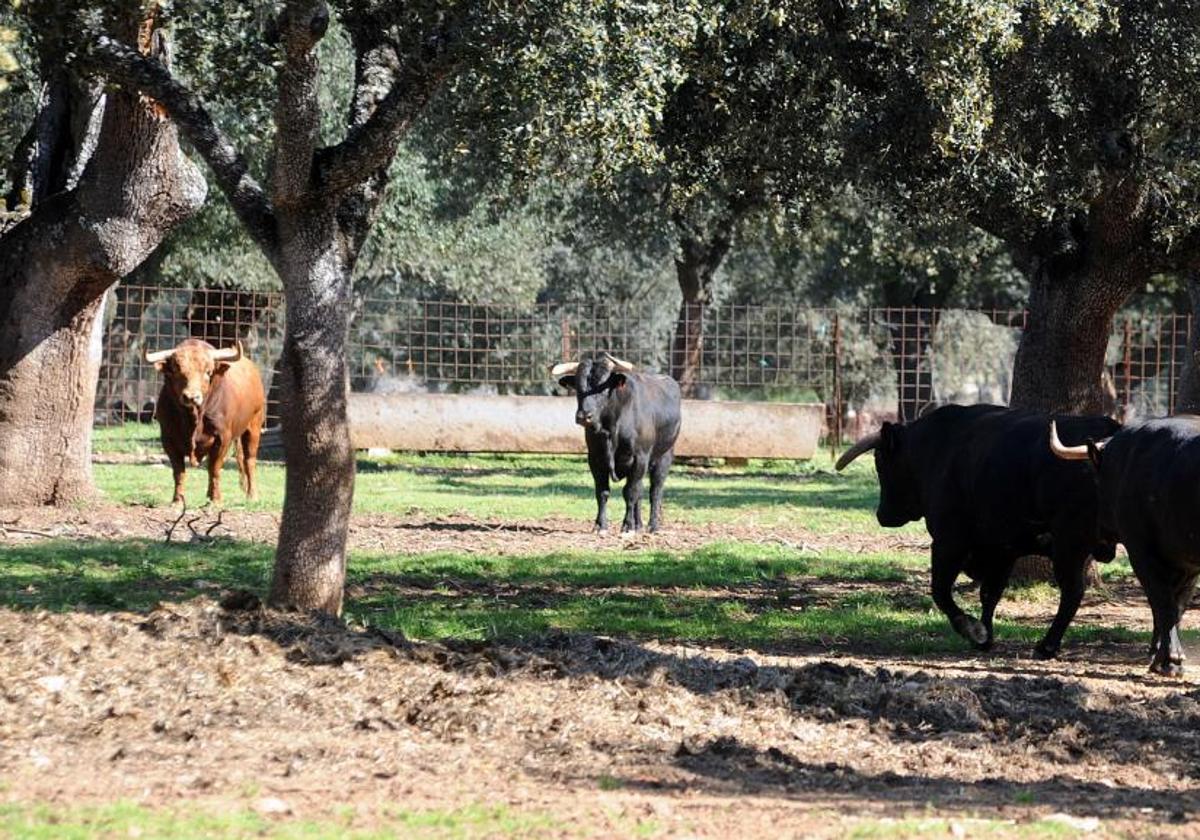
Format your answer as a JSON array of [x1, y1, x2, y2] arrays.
[[266, 217, 356, 616], [669, 230, 732, 397], [1177, 275, 1200, 414], [0, 20, 205, 506], [1007, 219, 1148, 583]]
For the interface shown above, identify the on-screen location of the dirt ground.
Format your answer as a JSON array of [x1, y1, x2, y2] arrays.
[[3, 509, 1200, 836], [0, 503, 929, 557]]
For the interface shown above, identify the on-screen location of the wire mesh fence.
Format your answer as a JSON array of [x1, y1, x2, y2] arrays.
[[95, 285, 1196, 443]]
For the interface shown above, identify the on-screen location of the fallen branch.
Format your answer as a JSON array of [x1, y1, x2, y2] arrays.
[[164, 504, 189, 543]]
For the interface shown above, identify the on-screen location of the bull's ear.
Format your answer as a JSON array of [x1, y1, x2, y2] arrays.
[[558, 377, 577, 392], [153, 361, 166, 372], [1086, 439, 1104, 468], [609, 372, 627, 390]]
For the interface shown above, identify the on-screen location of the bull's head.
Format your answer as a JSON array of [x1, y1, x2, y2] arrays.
[[835, 422, 922, 527], [549, 352, 635, 433], [145, 340, 243, 412]]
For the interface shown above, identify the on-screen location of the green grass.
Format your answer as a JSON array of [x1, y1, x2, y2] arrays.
[[0, 537, 1163, 655], [845, 816, 1092, 839], [91, 424, 896, 533], [0, 801, 574, 839]]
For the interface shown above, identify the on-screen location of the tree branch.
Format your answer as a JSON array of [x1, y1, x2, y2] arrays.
[[271, 0, 329, 206], [88, 36, 279, 256], [313, 59, 451, 198]]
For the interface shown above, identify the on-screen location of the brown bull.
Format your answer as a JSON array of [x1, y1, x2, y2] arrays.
[[145, 338, 266, 504]]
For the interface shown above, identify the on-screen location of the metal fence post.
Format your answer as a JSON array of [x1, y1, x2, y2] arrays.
[[831, 311, 843, 459]]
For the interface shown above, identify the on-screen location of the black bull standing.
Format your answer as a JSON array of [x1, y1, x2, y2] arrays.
[[837, 404, 1120, 657], [551, 352, 682, 533], [1051, 416, 1200, 675]]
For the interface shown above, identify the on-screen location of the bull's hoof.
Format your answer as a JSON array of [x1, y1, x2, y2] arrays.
[[1034, 641, 1060, 661], [1150, 659, 1185, 678], [951, 614, 988, 646], [621, 523, 640, 534], [592, 522, 608, 534], [972, 637, 994, 653]]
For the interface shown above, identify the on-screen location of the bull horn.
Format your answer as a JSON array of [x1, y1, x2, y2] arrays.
[[603, 352, 635, 372], [834, 432, 882, 472], [549, 361, 579, 377], [210, 340, 243, 363], [143, 346, 174, 364], [1048, 420, 1106, 461]]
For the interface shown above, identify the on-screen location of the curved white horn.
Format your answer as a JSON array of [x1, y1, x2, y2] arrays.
[[210, 340, 243, 363], [550, 361, 580, 378], [143, 346, 175, 364], [603, 352, 635, 372], [834, 432, 882, 472], [1048, 420, 1105, 461]]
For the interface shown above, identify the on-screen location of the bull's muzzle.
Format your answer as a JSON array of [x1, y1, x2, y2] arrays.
[[183, 391, 203, 407], [575, 410, 592, 427]]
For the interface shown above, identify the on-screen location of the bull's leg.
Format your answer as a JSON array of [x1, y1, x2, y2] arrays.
[[1035, 546, 1090, 660], [587, 442, 611, 532], [206, 434, 232, 505], [241, 417, 262, 500], [622, 455, 648, 533], [931, 541, 987, 647], [647, 449, 674, 533], [977, 561, 1013, 652], [1129, 548, 1186, 676], [168, 451, 187, 505]]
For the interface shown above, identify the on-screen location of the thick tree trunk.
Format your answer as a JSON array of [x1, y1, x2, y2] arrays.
[[1007, 210, 1148, 583], [669, 231, 731, 397], [266, 218, 356, 615], [1177, 275, 1200, 414], [0, 22, 205, 506], [1009, 272, 1132, 415]]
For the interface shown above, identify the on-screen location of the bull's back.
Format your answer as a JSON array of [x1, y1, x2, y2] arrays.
[[207, 357, 266, 434], [633, 373, 682, 451], [1104, 417, 1200, 560], [967, 411, 1115, 526]]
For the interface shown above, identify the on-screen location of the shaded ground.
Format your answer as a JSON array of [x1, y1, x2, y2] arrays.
[[0, 503, 928, 557], [2, 598, 1199, 837]]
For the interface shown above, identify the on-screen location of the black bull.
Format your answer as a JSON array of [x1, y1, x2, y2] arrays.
[[1051, 415, 1200, 675], [552, 352, 682, 533], [838, 404, 1120, 657]]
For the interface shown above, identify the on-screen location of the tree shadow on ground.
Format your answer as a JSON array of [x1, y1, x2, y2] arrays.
[[187, 603, 1200, 819], [610, 735, 1194, 822], [5, 538, 1200, 820]]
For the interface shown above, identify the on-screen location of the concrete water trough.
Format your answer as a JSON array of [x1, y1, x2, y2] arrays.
[[342, 392, 825, 459]]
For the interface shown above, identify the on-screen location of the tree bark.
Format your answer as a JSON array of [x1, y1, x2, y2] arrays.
[[266, 215, 355, 615], [1009, 185, 1152, 415], [0, 20, 205, 506], [1009, 265, 1140, 415], [1177, 275, 1200, 415], [669, 229, 732, 397], [1006, 189, 1150, 584]]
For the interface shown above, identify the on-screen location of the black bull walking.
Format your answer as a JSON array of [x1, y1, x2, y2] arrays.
[[1051, 415, 1200, 675], [837, 404, 1120, 657], [551, 352, 682, 533]]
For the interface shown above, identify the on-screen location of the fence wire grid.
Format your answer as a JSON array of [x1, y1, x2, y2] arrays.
[[96, 285, 1196, 443]]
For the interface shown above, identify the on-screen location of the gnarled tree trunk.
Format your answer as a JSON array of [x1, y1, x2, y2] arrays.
[[1007, 189, 1150, 583], [0, 19, 205, 506]]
